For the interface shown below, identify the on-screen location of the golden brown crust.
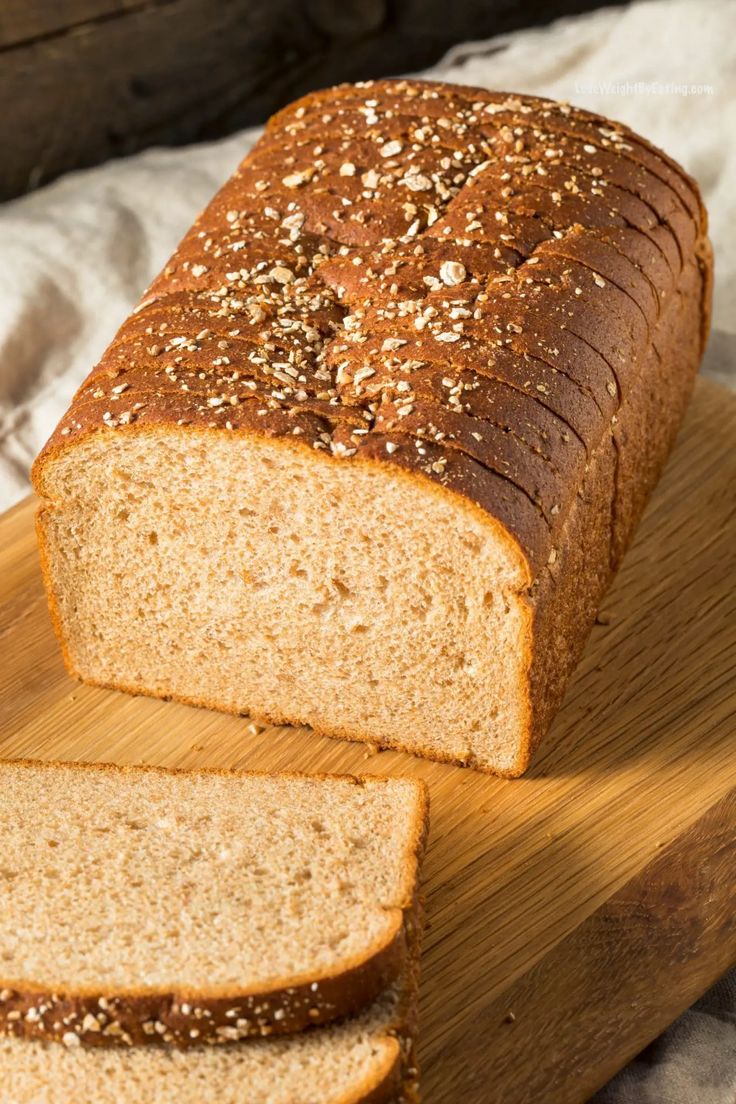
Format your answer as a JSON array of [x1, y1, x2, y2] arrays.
[[523, 244, 710, 769], [0, 939, 404, 1049], [0, 758, 429, 1048], [32, 78, 709, 577], [31, 78, 712, 776]]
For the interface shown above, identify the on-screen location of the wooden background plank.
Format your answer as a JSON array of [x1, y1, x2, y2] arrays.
[[0, 377, 734, 1101], [0, 2, 145, 48], [0, 0, 614, 199]]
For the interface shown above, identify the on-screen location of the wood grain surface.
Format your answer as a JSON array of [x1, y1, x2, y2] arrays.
[[0, 377, 735, 1102]]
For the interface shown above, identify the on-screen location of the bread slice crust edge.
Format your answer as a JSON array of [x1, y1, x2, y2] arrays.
[[0, 758, 429, 1049]]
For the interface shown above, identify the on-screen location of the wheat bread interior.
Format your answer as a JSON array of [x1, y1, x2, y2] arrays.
[[0, 760, 425, 1040], [37, 429, 531, 773]]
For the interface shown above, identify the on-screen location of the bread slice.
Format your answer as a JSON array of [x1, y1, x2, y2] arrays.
[[32, 79, 711, 775], [0, 759, 427, 1048], [0, 974, 419, 1104]]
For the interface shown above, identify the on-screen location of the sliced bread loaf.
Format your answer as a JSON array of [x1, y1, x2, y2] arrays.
[[32, 79, 712, 775], [0, 759, 427, 1048], [0, 974, 418, 1104]]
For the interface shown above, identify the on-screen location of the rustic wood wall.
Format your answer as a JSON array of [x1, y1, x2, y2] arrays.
[[0, 0, 617, 200]]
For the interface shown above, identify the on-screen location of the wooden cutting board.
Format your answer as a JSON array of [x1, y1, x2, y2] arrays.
[[1, 377, 735, 1103]]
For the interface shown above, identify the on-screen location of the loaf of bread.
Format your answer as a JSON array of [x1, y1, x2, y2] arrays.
[[0, 759, 426, 1049], [32, 79, 712, 775]]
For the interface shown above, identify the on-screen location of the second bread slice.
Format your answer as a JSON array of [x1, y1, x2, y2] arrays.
[[0, 972, 419, 1104], [0, 759, 427, 1047]]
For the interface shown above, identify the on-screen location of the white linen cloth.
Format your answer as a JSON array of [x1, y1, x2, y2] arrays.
[[0, 1, 733, 1098]]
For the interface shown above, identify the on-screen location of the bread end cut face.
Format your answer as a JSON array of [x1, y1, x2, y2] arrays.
[[34, 426, 534, 774]]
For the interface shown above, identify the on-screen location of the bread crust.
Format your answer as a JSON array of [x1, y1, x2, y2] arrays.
[[31, 78, 712, 776], [0, 904, 421, 1104], [0, 759, 428, 1048]]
